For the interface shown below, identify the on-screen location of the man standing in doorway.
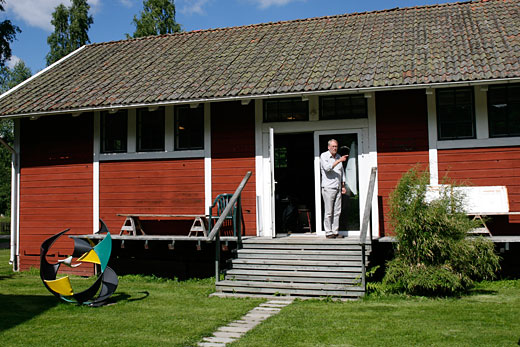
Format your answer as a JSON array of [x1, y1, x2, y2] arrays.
[[320, 139, 347, 238]]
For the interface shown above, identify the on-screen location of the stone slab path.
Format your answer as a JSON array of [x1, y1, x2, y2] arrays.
[[198, 299, 294, 346]]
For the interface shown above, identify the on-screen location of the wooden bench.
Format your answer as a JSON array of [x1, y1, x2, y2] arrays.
[[117, 214, 208, 237], [426, 185, 520, 235]]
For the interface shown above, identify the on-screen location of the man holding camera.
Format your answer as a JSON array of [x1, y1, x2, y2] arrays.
[[320, 139, 348, 239]]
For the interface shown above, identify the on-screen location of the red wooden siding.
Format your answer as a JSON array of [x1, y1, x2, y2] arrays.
[[19, 114, 93, 275], [211, 101, 256, 236], [99, 159, 205, 235], [438, 146, 520, 233], [376, 90, 429, 236]]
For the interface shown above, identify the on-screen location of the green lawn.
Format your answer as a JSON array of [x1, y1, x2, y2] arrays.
[[0, 249, 263, 346], [2, 248, 520, 346], [232, 281, 520, 347]]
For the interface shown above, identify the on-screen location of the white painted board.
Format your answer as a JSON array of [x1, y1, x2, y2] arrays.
[[425, 185, 509, 215]]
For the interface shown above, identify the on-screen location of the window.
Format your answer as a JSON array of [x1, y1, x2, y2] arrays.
[[137, 107, 165, 152], [488, 83, 520, 138], [175, 105, 204, 150], [436, 87, 475, 140], [101, 110, 127, 153], [320, 95, 367, 119], [264, 98, 308, 122]]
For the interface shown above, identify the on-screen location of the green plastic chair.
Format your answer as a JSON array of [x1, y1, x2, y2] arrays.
[[208, 193, 238, 236]]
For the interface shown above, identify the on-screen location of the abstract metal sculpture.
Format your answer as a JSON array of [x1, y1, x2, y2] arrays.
[[40, 220, 118, 306]]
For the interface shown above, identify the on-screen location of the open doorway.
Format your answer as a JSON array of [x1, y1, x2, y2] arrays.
[[317, 133, 360, 233], [273, 133, 315, 235]]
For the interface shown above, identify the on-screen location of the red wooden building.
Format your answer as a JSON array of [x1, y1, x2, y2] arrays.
[[0, 0, 519, 275]]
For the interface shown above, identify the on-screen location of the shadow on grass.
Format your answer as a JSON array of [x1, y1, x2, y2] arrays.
[[0, 294, 58, 333], [107, 291, 149, 304], [467, 289, 499, 296]]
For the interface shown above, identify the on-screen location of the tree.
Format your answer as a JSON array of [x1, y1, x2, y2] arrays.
[[0, 0, 20, 69], [0, 119, 12, 215], [0, 60, 32, 93], [0, 59, 31, 216], [69, 0, 94, 50], [382, 168, 500, 296], [128, 0, 181, 39], [46, 0, 93, 66]]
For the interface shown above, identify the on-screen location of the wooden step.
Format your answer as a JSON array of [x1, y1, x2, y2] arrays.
[[224, 274, 361, 284], [226, 268, 362, 279], [216, 237, 369, 300], [241, 243, 370, 251], [230, 263, 362, 273], [216, 280, 364, 298], [235, 252, 367, 261], [242, 238, 366, 245], [231, 258, 363, 267]]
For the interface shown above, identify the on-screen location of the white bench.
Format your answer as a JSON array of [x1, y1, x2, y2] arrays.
[[426, 185, 520, 235]]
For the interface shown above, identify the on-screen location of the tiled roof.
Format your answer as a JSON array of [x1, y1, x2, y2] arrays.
[[1, 0, 519, 117]]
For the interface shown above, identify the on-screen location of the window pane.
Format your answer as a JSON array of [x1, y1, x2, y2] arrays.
[[320, 95, 367, 120], [175, 105, 204, 150], [101, 110, 127, 153], [488, 83, 520, 137], [264, 98, 309, 122], [436, 87, 475, 140], [137, 107, 165, 152], [321, 99, 335, 119]]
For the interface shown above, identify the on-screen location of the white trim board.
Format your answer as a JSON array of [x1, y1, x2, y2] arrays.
[[204, 103, 212, 214], [93, 112, 100, 234]]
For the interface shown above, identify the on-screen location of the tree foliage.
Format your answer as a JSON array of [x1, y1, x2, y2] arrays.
[[46, 0, 93, 66], [382, 168, 500, 296], [128, 0, 181, 38], [0, 59, 31, 216], [0, 0, 20, 69], [0, 119, 12, 216], [0, 60, 32, 93]]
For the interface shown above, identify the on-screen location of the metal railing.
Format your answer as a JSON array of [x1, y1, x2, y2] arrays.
[[359, 167, 378, 293], [208, 171, 252, 283], [0, 221, 9, 234]]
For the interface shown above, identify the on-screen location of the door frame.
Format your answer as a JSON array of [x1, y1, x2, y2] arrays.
[[254, 96, 379, 239]]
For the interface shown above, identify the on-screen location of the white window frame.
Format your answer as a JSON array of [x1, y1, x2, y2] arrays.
[[97, 105, 205, 161], [427, 85, 520, 185]]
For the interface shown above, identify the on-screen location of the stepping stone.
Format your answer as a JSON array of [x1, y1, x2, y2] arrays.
[[219, 325, 252, 333], [198, 299, 293, 346], [213, 331, 243, 339], [202, 336, 235, 344]]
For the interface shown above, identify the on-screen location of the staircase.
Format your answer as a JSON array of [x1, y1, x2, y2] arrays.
[[214, 237, 370, 300]]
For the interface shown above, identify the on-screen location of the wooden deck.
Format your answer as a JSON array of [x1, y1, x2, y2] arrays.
[[377, 236, 520, 243], [70, 234, 247, 242]]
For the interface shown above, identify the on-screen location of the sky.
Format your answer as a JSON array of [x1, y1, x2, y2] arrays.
[[2, 0, 455, 74]]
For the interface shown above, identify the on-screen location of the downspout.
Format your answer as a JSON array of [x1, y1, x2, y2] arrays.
[[0, 122, 19, 271]]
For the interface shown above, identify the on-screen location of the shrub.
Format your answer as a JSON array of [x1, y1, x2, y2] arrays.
[[382, 168, 500, 296]]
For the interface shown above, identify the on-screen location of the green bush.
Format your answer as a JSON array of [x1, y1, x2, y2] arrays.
[[382, 168, 500, 296]]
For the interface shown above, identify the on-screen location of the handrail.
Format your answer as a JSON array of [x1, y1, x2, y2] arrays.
[[210, 171, 252, 283], [359, 167, 378, 294], [359, 167, 378, 244], [207, 171, 252, 241]]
